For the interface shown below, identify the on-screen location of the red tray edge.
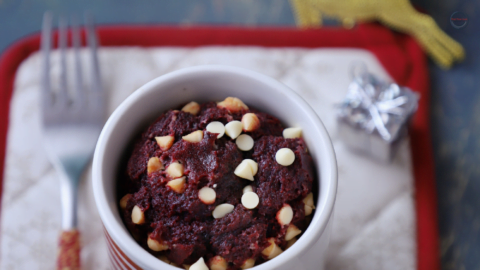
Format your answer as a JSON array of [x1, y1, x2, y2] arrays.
[[0, 24, 439, 270]]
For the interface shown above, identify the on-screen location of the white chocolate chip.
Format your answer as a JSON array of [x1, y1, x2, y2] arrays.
[[147, 157, 164, 174], [240, 258, 255, 269], [213, 184, 217, 188], [206, 121, 226, 139], [155, 135, 175, 151], [261, 238, 283, 260], [183, 130, 204, 143], [305, 205, 313, 216], [243, 185, 253, 194], [198, 187, 216, 205], [234, 159, 258, 181], [275, 148, 295, 166], [303, 192, 315, 207], [243, 159, 258, 175], [209, 256, 228, 270], [131, 205, 145, 224], [217, 97, 248, 112], [286, 238, 297, 249], [241, 113, 260, 132], [167, 177, 186, 193], [182, 101, 200, 115], [119, 194, 132, 210], [303, 192, 315, 216], [285, 224, 302, 241], [212, 203, 234, 219], [236, 134, 254, 151], [159, 255, 172, 264], [225, 121, 243, 139], [241, 192, 259, 209], [166, 161, 184, 178], [283, 127, 302, 139], [234, 160, 254, 181], [147, 235, 169, 251], [268, 245, 283, 260], [190, 257, 209, 270], [276, 204, 293, 226]]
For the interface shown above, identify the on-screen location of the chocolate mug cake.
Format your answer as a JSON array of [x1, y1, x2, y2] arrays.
[[118, 97, 315, 270]]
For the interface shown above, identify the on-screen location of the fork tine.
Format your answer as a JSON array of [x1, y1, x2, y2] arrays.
[[85, 13, 102, 95], [41, 12, 105, 270], [71, 15, 84, 106], [41, 11, 53, 108], [58, 15, 69, 106]]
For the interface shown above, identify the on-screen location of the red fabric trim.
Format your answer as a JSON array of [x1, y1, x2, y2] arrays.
[[0, 24, 438, 270]]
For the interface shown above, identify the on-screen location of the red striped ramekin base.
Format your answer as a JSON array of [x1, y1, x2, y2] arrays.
[[104, 227, 143, 270]]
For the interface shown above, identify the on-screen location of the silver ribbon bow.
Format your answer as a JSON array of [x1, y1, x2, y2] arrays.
[[338, 64, 419, 142]]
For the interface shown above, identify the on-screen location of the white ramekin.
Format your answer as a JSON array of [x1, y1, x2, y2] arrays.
[[92, 65, 337, 270]]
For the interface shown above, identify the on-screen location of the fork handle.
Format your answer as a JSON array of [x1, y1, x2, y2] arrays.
[[57, 230, 81, 270]]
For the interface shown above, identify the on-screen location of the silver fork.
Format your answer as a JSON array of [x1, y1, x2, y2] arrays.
[[41, 11, 105, 270]]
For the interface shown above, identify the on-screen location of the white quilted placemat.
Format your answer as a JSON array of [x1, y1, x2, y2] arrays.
[[1, 47, 416, 270]]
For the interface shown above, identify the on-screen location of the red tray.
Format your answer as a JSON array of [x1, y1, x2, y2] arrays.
[[0, 24, 438, 270]]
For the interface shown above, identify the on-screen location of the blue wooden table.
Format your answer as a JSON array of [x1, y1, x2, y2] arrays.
[[0, 0, 478, 269]]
